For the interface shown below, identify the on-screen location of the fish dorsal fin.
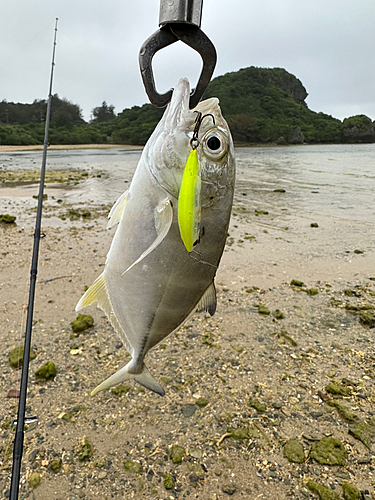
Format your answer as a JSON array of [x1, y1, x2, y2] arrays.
[[197, 282, 217, 316], [75, 273, 131, 353], [178, 148, 201, 252], [107, 189, 129, 229], [121, 198, 173, 276]]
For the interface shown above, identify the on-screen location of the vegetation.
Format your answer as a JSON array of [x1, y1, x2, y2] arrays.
[[0, 67, 373, 146]]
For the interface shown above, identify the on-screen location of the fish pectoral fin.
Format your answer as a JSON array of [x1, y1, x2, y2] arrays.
[[91, 361, 165, 397], [121, 198, 173, 276], [75, 273, 106, 311], [196, 282, 217, 316], [107, 189, 129, 229]]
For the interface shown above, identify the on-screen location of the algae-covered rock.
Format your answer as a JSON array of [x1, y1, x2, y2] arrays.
[[310, 222, 319, 228], [310, 437, 347, 465], [359, 310, 375, 328], [169, 445, 186, 464], [290, 279, 304, 287], [195, 397, 209, 408], [28, 472, 41, 488], [272, 309, 285, 319], [283, 439, 305, 463], [9, 345, 36, 368], [327, 400, 359, 423], [342, 482, 362, 500], [307, 288, 319, 296], [164, 473, 175, 490], [349, 420, 375, 449], [35, 361, 57, 380], [325, 382, 351, 396], [0, 214, 16, 223], [50, 458, 62, 473], [258, 305, 270, 315], [249, 399, 266, 412], [228, 426, 250, 440], [307, 480, 340, 500], [71, 313, 94, 333], [110, 383, 130, 396], [222, 484, 237, 495], [76, 436, 93, 461], [123, 459, 143, 474]]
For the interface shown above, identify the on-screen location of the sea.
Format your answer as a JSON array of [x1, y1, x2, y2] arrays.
[[1, 143, 374, 285]]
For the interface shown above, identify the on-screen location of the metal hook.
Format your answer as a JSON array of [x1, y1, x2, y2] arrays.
[[139, 23, 217, 109], [190, 111, 216, 149]]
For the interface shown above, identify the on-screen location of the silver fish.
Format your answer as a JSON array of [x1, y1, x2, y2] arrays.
[[76, 78, 235, 396]]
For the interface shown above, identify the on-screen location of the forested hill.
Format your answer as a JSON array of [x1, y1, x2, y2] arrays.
[[1, 67, 374, 146]]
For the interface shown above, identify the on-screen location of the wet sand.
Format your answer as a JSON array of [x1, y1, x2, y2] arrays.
[[0, 144, 140, 153], [0, 167, 374, 500]]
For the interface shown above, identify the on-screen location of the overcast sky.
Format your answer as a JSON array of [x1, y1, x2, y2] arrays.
[[1, 0, 374, 122]]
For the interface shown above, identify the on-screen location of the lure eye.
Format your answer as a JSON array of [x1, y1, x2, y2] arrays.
[[202, 130, 227, 160]]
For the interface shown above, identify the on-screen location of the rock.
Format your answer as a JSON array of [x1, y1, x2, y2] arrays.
[[349, 420, 375, 449], [9, 345, 36, 368], [76, 436, 93, 462], [342, 482, 362, 500], [341, 115, 375, 143], [189, 449, 202, 459], [28, 472, 41, 489], [7, 389, 20, 398], [195, 397, 209, 408], [325, 382, 351, 396], [222, 484, 237, 495], [307, 480, 340, 500], [310, 222, 319, 228], [182, 404, 196, 417], [0, 214, 16, 223], [169, 445, 186, 464], [35, 361, 57, 380], [164, 473, 175, 490], [71, 314, 94, 333], [288, 127, 304, 144], [123, 459, 143, 474], [50, 458, 62, 473], [310, 437, 347, 465], [359, 310, 375, 328], [283, 439, 305, 463]]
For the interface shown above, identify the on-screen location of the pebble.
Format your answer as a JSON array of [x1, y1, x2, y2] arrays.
[[182, 404, 196, 417]]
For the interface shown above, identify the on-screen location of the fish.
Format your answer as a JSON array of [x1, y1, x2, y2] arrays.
[[76, 77, 236, 397]]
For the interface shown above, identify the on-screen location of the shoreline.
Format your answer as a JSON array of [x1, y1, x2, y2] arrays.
[[0, 143, 143, 153]]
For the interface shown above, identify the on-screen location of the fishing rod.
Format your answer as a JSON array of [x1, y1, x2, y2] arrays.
[[9, 18, 58, 500]]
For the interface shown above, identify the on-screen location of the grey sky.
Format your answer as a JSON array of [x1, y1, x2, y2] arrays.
[[1, 0, 374, 122]]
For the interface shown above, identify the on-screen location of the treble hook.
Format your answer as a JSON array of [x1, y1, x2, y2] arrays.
[[139, 0, 217, 109]]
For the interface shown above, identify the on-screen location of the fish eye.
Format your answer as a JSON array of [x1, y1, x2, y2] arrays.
[[202, 130, 227, 160]]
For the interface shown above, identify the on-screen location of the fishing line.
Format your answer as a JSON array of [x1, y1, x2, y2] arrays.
[[9, 18, 58, 500]]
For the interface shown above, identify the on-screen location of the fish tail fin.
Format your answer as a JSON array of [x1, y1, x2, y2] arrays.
[[91, 361, 165, 397]]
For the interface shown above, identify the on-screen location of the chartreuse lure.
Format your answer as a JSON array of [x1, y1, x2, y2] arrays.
[[178, 147, 201, 252]]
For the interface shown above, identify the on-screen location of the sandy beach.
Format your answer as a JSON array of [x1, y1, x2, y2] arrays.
[[1, 149, 375, 500]]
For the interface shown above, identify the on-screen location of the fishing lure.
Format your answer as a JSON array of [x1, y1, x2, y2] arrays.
[[178, 112, 214, 252]]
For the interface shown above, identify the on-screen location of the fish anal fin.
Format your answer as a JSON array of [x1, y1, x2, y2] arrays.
[[107, 189, 129, 229], [197, 282, 217, 316], [121, 198, 173, 275], [75, 273, 106, 311]]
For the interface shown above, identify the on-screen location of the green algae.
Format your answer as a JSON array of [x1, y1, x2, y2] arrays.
[[169, 445, 186, 464], [28, 472, 41, 489], [50, 458, 62, 473], [278, 330, 297, 346], [306, 288, 319, 296], [110, 383, 130, 396], [325, 382, 351, 397], [342, 482, 362, 500], [76, 436, 93, 461], [195, 397, 209, 408], [359, 310, 375, 328], [349, 420, 375, 449], [71, 313, 94, 333], [310, 222, 319, 228], [310, 437, 347, 465], [283, 439, 305, 463], [327, 401, 359, 423], [164, 473, 175, 490], [124, 459, 143, 474], [290, 279, 304, 287], [35, 361, 57, 380], [0, 214, 16, 223], [9, 345, 36, 368], [307, 480, 340, 500], [254, 209, 269, 215], [258, 305, 270, 315], [272, 309, 285, 319], [249, 399, 266, 412]]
